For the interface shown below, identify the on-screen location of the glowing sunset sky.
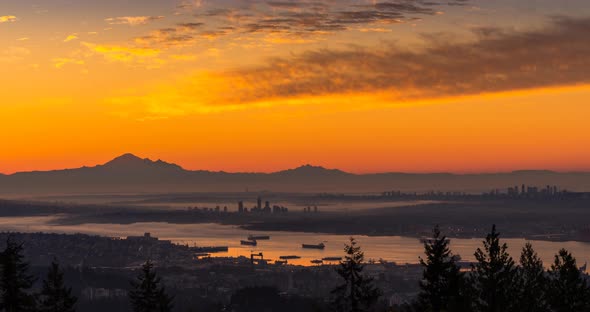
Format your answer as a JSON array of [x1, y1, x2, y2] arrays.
[[1, 0, 590, 174]]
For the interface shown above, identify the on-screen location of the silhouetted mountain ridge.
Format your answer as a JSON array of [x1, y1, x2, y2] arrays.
[[99, 153, 183, 172], [275, 164, 350, 176], [0, 154, 589, 194]]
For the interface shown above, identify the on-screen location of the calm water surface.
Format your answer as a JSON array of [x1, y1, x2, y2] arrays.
[[0, 216, 588, 267]]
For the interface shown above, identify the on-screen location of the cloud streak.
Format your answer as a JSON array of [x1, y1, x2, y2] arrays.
[[64, 34, 78, 42], [0, 15, 18, 23], [105, 16, 164, 26], [83, 42, 164, 68]]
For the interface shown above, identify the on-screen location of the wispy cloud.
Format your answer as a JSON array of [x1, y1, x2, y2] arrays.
[[176, 0, 204, 14], [105, 16, 165, 26], [131, 0, 470, 49], [134, 22, 206, 48], [63, 34, 78, 42], [53, 57, 84, 68], [0, 15, 18, 23], [197, 0, 468, 37], [83, 42, 164, 67]]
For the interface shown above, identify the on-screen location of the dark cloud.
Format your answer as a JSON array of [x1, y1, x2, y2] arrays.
[[177, 22, 205, 29], [134, 22, 208, 47], [193, 0, 470, 37], [134, 0, 471, 47], [218, 17, 590, 103]]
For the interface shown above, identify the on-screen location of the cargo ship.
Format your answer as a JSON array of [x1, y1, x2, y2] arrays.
[[240, 240, 257, 246], [302, 242, 325, 249], [248, 234, 270, 240], [279, 255, 301, 260], [322, 257, 342, 262]]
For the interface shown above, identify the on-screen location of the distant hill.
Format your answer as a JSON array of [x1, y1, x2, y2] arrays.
[[0, 153, 589, 195]]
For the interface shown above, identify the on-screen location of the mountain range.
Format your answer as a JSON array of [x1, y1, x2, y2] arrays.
[[1, 153, 589, 195]]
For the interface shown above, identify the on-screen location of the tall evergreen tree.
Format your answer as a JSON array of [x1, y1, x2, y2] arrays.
[[39, 260, 77, 312], [415, 225, 467, 312], [331, 237, 381, 312], [513, 243, 549, 312], [128, 260, 173, 312], [547, 249, 590, 312], [469, 225, 517, 312], [0, 237, 37, 312]]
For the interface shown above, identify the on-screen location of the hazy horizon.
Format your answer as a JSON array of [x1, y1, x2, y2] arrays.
[[2, 152, 590, 176]]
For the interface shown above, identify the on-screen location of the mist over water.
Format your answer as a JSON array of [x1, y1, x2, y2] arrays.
[[1, 216, 588, 267]]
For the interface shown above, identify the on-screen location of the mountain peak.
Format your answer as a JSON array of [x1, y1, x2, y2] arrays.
[[296, 164, 326, 170], [101, 153, 184, 172], [277, 164, 350, 176], [105, 153, 145, 166]]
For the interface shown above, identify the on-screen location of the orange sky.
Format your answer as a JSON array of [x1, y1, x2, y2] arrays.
[[1, 0, 590, 174]]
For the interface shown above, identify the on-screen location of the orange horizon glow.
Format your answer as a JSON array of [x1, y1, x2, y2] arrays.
[[2, 84, 589, 175], [1, 1, 589, 175]]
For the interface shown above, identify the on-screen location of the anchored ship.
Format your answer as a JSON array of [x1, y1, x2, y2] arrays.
[[241, 240, 257, 246], [248, 234, 270, 240], [279, 255, 301, 260], [302, 242, 325, 249]]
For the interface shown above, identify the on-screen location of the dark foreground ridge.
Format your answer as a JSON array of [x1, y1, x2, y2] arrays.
[[0, 226, 589, 312]]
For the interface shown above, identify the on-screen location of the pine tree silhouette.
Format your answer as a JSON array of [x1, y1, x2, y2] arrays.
[[469, 225, 518, 312], [39, 260, 77, 312], [513, 243, 549, 312], [331, 237, 381, 312], [0, 237, 37, 312], [547, 249, 590, 312], [128, 260, 173, 312], [415, 225, 467, 312]]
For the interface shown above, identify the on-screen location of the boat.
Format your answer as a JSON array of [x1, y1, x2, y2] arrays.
[[193, 253, 210, 258], [275, 260, 288, 265], [302, 243, 325, 249], [279, 255, 301, 260], [310, 259, 323, 265], [241, 240, 257, 246], [322, 257, 342, 262], [248, 234, 270, 240]]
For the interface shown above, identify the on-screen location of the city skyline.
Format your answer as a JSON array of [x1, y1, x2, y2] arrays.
[[2, 0, 590, 174]]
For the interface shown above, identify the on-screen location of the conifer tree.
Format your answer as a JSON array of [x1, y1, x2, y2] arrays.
[[0, 237, 37, 312], [469, 225, 518, 312], [513, 243, 549, 312], [416, 226, 467, 312], [547, 249, 590, 312], [331, 237, 381, 312], [39, 260, 77, 312], [129, 260, 173, 312]]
